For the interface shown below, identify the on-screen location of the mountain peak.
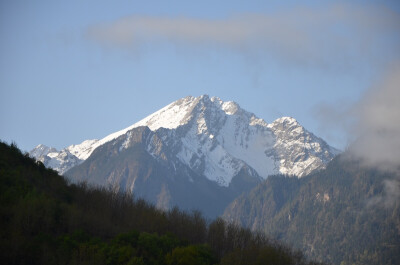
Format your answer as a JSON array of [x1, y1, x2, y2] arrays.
[[273, 116, 299, 125], [210, 96, 241, 115], [30, 95, 338, 180], [133, 95, 248, 131], [30, 144, 57, 158]]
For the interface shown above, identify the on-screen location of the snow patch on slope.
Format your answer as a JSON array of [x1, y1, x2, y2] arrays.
[[30, 95, 339, 184], [66, 139, 99, 160]]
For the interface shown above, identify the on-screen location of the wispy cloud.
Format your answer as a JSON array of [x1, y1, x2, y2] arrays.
[[312, 61, 400, 210], [315, 63, 400, 171], [367, 179, 400, 208], [315, 64, 400, 207], [349, 64, 400, 172], [87, 3, 400, 69]]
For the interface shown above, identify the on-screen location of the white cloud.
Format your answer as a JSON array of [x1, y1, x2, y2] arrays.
[[87, 3, 400, 69], [313, 63, 400, 208], [349, 65, 400, 172], [314, 63, 400, 172]]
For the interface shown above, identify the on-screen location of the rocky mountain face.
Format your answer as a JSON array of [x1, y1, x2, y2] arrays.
[[222, 155, 400, 265], [66, 126, 259, 217], [30, 95, 338, 217]]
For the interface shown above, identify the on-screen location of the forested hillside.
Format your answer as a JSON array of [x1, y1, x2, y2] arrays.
[[223, 156, 400, 265], [0, 141, 321, 265]]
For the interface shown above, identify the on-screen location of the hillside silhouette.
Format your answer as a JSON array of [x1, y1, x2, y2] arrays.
[[0, 141, 322, 265]]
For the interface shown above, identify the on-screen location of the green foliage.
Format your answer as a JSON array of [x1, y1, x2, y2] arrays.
[[0, 141, 320, 265], [165, 245, 216, 265]]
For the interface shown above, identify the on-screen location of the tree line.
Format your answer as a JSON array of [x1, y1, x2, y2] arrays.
[[0, 141, 323, 265]]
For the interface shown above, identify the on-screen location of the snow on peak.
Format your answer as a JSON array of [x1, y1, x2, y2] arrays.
[[33, 144, 50, 151], [30, 95, 216, 168], [66, 139, 99, 160], [30, 95, 338, 183], [250, 116, 268, 127], [30, 144, 57, 158], [267, 117, 302, 132], [131, 95, 247, 131], [273, 116, 299, 125], [221, 101, 239, 115], [133, 95, 199, 130], [209, 96, 241, 115]]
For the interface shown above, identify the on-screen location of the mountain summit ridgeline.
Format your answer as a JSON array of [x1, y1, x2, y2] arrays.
[[31, 95, 338, 216]]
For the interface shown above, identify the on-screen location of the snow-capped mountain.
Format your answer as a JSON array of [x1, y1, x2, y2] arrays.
[[31, 95, 338, 186]]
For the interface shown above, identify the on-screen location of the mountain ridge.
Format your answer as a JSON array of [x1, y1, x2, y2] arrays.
[[222, 155, 400, 264], [30, 94, 340, 217], [31, 95, 339, 186]]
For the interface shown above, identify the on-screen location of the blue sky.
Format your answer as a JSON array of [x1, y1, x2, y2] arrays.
[[1, 0, 399, 152]]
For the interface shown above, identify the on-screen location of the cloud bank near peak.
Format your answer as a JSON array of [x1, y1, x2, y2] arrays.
[[87, 3, 400, 69], [349, 65, 400, 172], [315, 63, 400, 172], [313, 63, 400, 208]]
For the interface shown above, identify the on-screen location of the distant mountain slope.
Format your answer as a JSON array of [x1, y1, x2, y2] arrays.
[[223, 155, 400, 265], [66, 126, 257, 217], [31, 95, 338, 217], [31, 95, 338, 181]]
